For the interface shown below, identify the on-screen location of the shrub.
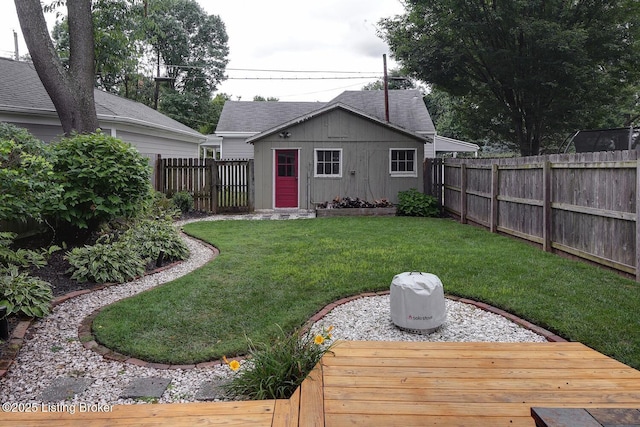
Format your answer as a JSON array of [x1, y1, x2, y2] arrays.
[[222, 326, 335, 400], [397, 188, 440, 217], [0, 232, 47, 269], [121, 219, 189, 267], [147, 191, 181, 221], [51, 131, 152, 230], [65, 218, 188, 283], [0, 265, 52, 318], [0, 123, 62, 222], [171, 191, 194, 214], [65, 239, 147, 284]]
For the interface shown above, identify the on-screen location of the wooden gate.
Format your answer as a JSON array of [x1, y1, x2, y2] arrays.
[[156, 157, 254, 213]]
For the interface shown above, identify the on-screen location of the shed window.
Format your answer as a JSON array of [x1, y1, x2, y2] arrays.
[[390, 149, 417, 177], [315, 149, 342, 177]]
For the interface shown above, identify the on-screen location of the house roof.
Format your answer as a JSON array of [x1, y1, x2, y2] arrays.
[[327, 90, 435, 134], [0, 57, 204, 141], [216, 101, 323, 133], [434, 135, 480, 152], [215, 89, 436, 136], [246, 102, 429, 144]]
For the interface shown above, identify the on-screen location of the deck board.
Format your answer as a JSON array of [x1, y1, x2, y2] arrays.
[[1, 342, 639, 426]]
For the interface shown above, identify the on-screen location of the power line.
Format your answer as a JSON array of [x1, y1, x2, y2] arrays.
[[165, 64, 381, 74], [226, 67, 380, 74], [224, 76, 381, 81]]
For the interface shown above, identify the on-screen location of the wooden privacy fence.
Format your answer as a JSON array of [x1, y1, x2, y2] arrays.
[[441, 150, 640, 280], [156, 157, 254, 213]]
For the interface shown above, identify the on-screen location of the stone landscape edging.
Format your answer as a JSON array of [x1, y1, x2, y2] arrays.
[[0, 233, 567, 377], [76, 291, 567, 372], [0, 233, 217, 378]]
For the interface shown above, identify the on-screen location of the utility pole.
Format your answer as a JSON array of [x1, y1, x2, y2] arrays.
[[383, 54, 390, 122], [13, 30, 19, 61]]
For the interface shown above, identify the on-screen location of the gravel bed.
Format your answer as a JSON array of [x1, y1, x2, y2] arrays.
[[0, 215, 546, 406], [310, 295, 546, 343]]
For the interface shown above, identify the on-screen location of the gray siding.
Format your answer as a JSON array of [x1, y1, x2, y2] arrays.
[[115, 130, 199, 159], [253, 109, 424, 210], [1, 117, 64, 143], [221, 136, 254, 160]]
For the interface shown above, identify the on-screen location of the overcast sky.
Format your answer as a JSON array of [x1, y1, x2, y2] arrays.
[[0, 0, 406, 102]]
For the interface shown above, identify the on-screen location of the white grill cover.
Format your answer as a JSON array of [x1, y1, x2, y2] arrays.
[[390, 272, 446, 333]]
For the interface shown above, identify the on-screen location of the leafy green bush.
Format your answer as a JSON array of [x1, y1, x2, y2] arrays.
[[0, 123, 62, 222], [222, 326, 335, 400], [65, 218, 188, 283], [121, 219, 189, 267], [65, 239, 147, 284], [147, 191, 181, 220], [171, 191, 194, 214], [0, 265, 52, 318], [51, 131, 152, 230], [397, 188, 440, 217], [0, 232, 48, 269]]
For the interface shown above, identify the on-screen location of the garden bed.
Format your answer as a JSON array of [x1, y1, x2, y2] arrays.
[[315, 197, 396, 217], [315, 207, 397, 217]]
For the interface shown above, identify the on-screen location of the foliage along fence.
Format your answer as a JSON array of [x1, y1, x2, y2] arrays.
[[156, 157, 254, 213], [441, 150, 640, 280]]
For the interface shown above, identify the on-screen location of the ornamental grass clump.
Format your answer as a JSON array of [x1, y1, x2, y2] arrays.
[[222, 325, 335, 400]]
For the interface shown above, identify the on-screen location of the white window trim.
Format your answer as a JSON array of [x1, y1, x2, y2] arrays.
[[314, 148, 343, 178], [389, 148, 418, 177]]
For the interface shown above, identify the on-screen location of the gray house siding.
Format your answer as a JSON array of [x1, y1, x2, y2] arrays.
[[0, 58, 205, 160], [115, 129, 199, 159], [221, 136, 254, 159], [253, 109, 424, 210]]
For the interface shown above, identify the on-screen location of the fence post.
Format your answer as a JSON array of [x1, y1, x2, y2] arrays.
[[636, 158, 640, 281], [437, 158, 444, 213], [460, 163, 467, 224], [155, 155, 163, 192], [208, 159, 218, 214], [423, 159, 433, 197], [490, 163, 499, 233], [247, 159, 255, 212], [543, 161, 552, 252]]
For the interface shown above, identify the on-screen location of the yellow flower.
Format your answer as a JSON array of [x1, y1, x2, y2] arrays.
[[314, 335, 325, 345], [326, 325, 334, 333], [223, 355, 241, 371]]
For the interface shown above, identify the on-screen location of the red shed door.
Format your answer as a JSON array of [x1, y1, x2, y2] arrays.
[[275, 150, 298, 208]]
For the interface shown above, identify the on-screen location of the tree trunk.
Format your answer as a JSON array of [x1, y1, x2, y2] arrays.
[[14, 0, 99, 135]]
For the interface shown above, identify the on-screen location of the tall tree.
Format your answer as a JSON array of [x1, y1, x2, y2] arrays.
[[52, 0, 146, 96], [362, 69, 417, 91], [199, 93, 231, 135], [380, 0, 640, 156], [15, 0, 99, 135], [146, 0, 228, 124]]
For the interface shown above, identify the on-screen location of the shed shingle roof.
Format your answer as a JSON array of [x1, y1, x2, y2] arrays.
[[215, 89, 435, 135]]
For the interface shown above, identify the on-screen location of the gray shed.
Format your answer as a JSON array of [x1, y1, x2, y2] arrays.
[[247, 103, 428, 210]]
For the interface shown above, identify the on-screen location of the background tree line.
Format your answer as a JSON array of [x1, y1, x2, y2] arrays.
[[15, 0, 229, 135], [379, 0, 640, 156]]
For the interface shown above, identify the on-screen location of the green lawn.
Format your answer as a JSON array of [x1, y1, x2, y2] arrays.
[[92, 216, 640, 368]]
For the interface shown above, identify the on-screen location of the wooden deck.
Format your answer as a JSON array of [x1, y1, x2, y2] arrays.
[[3, 341, 640, 426]]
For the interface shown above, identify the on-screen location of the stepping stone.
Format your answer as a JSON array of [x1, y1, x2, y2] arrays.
[[195, 379, 230, 401], [120, 377, 171, 399], [40, 377, 94, 402]]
